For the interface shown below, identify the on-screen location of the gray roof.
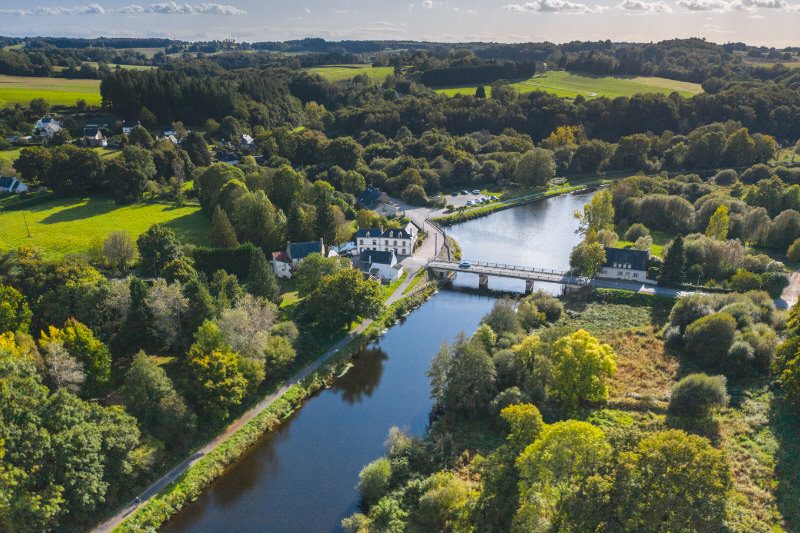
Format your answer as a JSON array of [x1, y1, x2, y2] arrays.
[[604, 247, 649, 271], [0, 176, 15, 189], [356, 186, 387, 208], [288, 240, 323, 261], [360, 249, 395, 265], [355, 227, 413, 240], [83, 125, 101, 136]]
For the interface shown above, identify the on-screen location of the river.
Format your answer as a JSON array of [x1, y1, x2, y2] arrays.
[[162, 192, 593, 533]]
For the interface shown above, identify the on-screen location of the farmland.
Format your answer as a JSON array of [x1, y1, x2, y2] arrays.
[[0, 74, 102, 107], [435, 70, 703, 99], [307, 64, 394, 82], [0, 195, 209, 258]]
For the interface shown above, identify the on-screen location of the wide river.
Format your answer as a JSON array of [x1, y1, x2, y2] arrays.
[[162, 192, 593, 532]]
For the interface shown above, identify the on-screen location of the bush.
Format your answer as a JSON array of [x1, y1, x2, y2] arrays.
[[713, 169, 738, 185], [787, 237, 800, 262], [727, 340, 755, 373], [669, 373, 729, 416], [192, 243, 261, 280], [624, 223, 650, 242], [683, 312, 737, 369], [358, 458, 392, 507], [527, 291, 563, 322]]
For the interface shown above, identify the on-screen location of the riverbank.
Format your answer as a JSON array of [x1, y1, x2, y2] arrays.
[[102, 284, 438, 533]]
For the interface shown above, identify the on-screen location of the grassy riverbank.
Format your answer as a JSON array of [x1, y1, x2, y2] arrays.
[[112, 285, 438, 532]]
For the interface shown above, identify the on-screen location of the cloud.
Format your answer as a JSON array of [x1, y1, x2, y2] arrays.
[[119, 2, 247, 15], [0, 4, 105, 15], [304, 7, 311, 13], [617, 0, 672, 11], [504, 0, 608, 13], [422, 0, 434, 7], [677, 0, 798, 10]]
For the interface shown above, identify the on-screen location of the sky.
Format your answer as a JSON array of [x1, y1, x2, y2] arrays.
[[0, 0, 798, 48]]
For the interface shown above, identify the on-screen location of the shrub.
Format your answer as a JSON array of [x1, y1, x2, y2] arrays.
[[624, 223, 650, 242], [358, 458, 392, 507], [527, 291, 563, 322], [787, 237, 800, 262], [683, 312, 737, 369], [727, 340, 755, 373], [669, 373, 729, 416], [713, 169, 738, 185]]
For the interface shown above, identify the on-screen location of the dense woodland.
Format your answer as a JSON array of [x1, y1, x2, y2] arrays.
[[2, 36, 800, 531]]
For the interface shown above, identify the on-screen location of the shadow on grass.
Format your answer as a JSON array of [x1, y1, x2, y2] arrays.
[[769, 395, 800, 530], [162, 210, 211, 247], [38, 196, 117, 224]]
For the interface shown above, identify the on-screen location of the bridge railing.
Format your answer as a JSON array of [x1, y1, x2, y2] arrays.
[[428, 259, 570, 278]]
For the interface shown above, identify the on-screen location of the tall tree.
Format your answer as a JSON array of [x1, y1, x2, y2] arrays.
[[705, 204, 730, 241], [136, 224, 182, 276], [246, 249, 280, 304], [574, 190, 615, 235], [210, 205, 239, 248], [660, 234, 685, 285]]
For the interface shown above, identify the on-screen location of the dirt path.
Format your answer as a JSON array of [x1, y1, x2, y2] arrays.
[[779, 270, 800, 309]]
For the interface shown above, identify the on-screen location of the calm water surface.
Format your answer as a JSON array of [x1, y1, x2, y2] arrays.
[[162, 192, 592, 532]]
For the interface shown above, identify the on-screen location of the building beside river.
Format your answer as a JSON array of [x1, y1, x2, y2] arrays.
[[596, 247, 654, 284], [355, 223, 418, 257]]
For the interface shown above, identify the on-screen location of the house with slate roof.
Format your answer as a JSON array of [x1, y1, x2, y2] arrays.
[[122, 120, 140, 135], [0, 176, 29, 195], [83, 125, 107, 147], [33, 116, 62, 140], [271, 239, 332, 279], [357, 249, 404, 281], [355, 222, 418, 257], [596, 247, 654, 284]]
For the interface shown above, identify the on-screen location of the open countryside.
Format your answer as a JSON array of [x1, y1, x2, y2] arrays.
[[436, 70, 704, 98], [0, 196, 209, 258], [307, 64, 394, 82], [0, 74, 101, 107]]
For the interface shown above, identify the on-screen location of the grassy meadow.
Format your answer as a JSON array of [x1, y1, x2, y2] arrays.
[[307, 64, 394, 82], [436, 70, 703, 99], [0, 74, 102, 107], [0, 195, 209, 258]]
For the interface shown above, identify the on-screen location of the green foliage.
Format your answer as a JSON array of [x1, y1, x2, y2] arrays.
[[196, 163, 245, 212], [302, 268, 382, 332], [136, 224, 183, 276], [575, 190, 614, 235], [500, 403, 544, 453], [358, 458, 392, 507], [704, 204, 729, 240], [188, 329, 248, 421], [569, 241, 606, 276], [623, 222, 650, 242], [246, 249, 280, 304], [40, 318, 111, 396], [210, 205, 239, 248], [660, 234, 685, 285], [103, 230, 137, 272], [514, 147, 555, 186], [0, 282, 32, 333], [669, 373, 729, 416], [683, 312, 737, 370], [429, 333, 497, 416]]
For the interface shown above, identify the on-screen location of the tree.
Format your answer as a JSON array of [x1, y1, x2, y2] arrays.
[[514, 148, 556, 186], [39, 318, 111, 396], [342, 170, 366, 195], [705, 204, 730, 241], [669, 373, 729, 417], [543, 329, 616, 410], [326, 136, 363, 170], [358, 458, 392, 507], [614, 430, 731, 531], [515, 421, 611, 528], [137, 224, 182, 276], [778, 353, 800, 407], [246, 249, 280, 303], [430, 333, 497, 416], [0, 282, 32, 333], [210, 205, 239, 248], [197, 163, 245, 212], [575, 190, 614, 235], [184, 131, 212, 167], [569, 241, 606, 276], [43, 340, 85, 393], [106, 145, 156, 204], [263, 334, 296, 373], [123, 352, 196, 447], [45, 145, 104, 196], [475, 85, 487, 98], [683, 312, 737, 370], [138, 105, 158, 130], [294, 253, 349, 296], [103, 231, 136, 272], [14, 146, 52, 185], [500, 403, 544, 453], [302, 268, 382, 331], [270, 164, 306, 213], [127, 125, 153, 147], [483, 299, 521, 335], [660, 234, 685, 285], [188, 325, 247, 420], [624, 223, 650, 242]]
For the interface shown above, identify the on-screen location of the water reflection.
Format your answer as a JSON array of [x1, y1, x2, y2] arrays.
[[333, 347, 388, 404]]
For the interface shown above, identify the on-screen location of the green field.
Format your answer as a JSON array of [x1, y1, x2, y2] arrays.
[[0, 148, 21, 168], [0, 196, 209, 258], [0, 74, 102, 107], [307, 64, 394, 82], [436, 70, 703, 99]]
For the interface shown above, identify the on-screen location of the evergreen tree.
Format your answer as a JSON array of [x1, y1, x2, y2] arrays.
[[316, 202, 337, 245], [475, 85, 487, 99], [211, 205, 239, 248], [661, 234, 685, 285], [184, 131, 212, 167], [247, 249, 280, 304], [181, 276, 215, 340], [120, 277, 157, 354]]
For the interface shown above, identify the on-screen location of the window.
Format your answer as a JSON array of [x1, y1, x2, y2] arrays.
[[372, 240, 377, 245], [385, 240, 389, 245], [633, 273, 638, 278]]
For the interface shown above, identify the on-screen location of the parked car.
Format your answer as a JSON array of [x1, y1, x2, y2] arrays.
[[458, 260, 472, 269], [472, 189, 481, 194], [466, 200, 473, 206], [461, 190, 469, 195], [451, 191, 458, 197]]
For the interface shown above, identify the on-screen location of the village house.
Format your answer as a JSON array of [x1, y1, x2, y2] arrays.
[[0, 176, 29, 195], [271, 239, 335, 279], [595, 247, 654, 284], [355, 223, 419, 257], [83, 125, 107, 147], [33, 116, 62, 140], [357, 249, 404, 282], [356, 186, 398, 217], [122, 120, 140, 135]]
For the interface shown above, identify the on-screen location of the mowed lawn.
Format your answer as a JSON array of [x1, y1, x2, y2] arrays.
[[0, 196, 210, 258], [307, 64, 394, 82], [436, 70, 703, 99], [0, 75, 102, 107]]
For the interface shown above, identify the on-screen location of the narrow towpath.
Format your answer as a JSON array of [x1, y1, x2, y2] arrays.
[[778, 270, 800, 310]]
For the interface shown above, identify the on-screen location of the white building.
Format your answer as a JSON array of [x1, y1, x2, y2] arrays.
[[358, 249, 404, 281], [355, 223, 418, 257], [595, 247, 655, 284], [0, 176, 29, 194], [271, 239, 326, 279], [83, 125, 107, 147], [33, 116, 62, 140]]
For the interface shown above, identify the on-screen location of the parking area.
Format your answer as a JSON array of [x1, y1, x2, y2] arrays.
[[438, 190, 499, 208]]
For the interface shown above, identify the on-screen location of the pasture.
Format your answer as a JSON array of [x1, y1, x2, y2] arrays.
[[0, 195, 209, 258], [0, 74, 102, 107], [307, 64, 394, 82], [436, 70, 703, 99]]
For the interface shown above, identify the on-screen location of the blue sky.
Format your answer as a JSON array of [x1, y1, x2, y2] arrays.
[[0, 0, 797, 47]]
